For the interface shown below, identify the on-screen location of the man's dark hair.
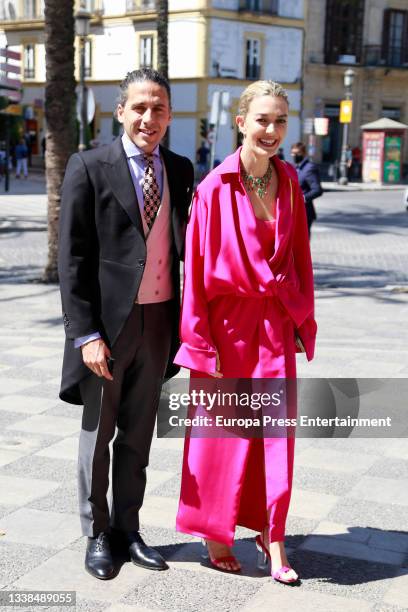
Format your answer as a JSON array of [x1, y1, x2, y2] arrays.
[[117, 69, 171, 107], [291, 141, 307, 155]]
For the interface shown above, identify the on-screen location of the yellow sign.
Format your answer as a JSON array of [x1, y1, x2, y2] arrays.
[[340, 100, 353, 123], [4, 104, 22, 115]]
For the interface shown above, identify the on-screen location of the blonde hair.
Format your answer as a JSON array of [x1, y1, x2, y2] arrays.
[[238, 80, 289, 117]]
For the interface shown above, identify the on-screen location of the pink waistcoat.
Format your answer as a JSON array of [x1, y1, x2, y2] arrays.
[[136, 163, 174, 304]]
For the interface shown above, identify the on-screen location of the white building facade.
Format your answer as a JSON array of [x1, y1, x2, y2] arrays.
[[0, 0, 305, 161]]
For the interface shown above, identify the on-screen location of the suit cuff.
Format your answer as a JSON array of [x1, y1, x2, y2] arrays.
[[74, 332, 101, 349]]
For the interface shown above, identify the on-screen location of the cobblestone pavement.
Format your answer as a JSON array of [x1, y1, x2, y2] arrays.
[[0, 180, 407, 611]]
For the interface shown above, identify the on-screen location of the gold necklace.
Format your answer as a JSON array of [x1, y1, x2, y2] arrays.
[[242, 163, 273, 199]]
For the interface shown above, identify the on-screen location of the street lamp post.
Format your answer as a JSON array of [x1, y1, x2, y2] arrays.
[[338, 68, 355, 185], [75, 4, 91, 152]]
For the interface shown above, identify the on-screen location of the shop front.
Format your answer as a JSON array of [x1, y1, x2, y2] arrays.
[[361, 118, 408, 184]]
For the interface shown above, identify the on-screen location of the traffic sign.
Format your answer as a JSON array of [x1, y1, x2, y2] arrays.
[[0, 48, 21, 61], [0, 89, 21, 103], [340, 100, 353, 123], [76, 86, 95, 124], [1, 77, 21, 90], [0, 63, 20, 74], [210, 91, 220, 126], [314, 117, 329, 136], [207, 129, 215, 145], [303, 117, 314, 135], [0, 47, 22, 101]]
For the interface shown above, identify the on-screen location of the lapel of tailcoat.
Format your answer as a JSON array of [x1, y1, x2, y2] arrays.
[[100, 136, 144, 235], [160, 145, 186, 258], [99, 138, 186, 257]]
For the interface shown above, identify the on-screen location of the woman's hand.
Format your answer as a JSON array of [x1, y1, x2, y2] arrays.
[[209, 350, 223, 378], [295, 334, 306, 353]]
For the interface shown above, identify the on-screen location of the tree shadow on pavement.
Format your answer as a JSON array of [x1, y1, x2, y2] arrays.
[[314, 262, 408, 289], [33, 315, 62, 328], [0, 265, 45, 283], [0, 216, 47, 237], [0, 285, 58, 302], [318, 209, 408, 237], [315, 285, 408, 305], [154, 530, 408, 588]]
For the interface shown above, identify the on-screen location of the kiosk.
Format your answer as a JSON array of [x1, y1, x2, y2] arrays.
[[360, 118, 408, 184]]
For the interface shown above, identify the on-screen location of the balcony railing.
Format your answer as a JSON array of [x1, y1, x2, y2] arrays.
[[239, 0, 278, 16], [363, 45, 408, 68], [126, 0, 156, 12]]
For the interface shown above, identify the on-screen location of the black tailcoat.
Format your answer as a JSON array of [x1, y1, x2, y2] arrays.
[[58, 137, 194, 404]]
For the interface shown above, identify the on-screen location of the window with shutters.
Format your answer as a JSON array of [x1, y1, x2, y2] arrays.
[[382, 10, 408, 67], [21, 0, 43, 18], [238, 0, 278, 14], [324, 0, 365, 64], [23, 44, 35, 79], [140, 35, 154, 69], [245, 38, 261, 80], [23, 0, 35, 18]]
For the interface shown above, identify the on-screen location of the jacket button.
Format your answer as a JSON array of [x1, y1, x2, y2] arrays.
[[138, 259, 145, 267]]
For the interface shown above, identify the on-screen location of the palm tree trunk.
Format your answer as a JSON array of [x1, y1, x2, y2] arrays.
[[43, 0, 76, 282], [156, 0, 169, 148]]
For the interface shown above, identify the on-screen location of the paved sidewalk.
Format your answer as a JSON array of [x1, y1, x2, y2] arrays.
[[322, 181, 408, 192], [0, 187, 407, 611]]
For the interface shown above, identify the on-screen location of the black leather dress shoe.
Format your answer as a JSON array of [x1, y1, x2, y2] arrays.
[[85, 532, 115, 580], [126, 531, 169, 571]]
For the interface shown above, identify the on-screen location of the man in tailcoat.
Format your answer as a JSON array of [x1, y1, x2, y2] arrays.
[[58, 69, 194, 579]]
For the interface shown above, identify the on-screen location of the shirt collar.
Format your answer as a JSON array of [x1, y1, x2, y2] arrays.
[[212, 146, 242, 175], [121, 132, 160, 159]]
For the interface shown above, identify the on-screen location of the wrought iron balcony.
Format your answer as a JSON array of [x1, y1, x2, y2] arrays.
[[363, 45, 408, 69], [239, 0, 278, 16], [126, 0, 156, 13]]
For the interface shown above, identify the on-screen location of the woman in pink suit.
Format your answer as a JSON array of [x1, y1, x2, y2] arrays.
[[174, 81, 317, 583]]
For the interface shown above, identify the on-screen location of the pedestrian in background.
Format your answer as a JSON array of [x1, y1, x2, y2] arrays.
[[196, 140, 210, 179], [290, 141, 323, 237], [41, 131, 46, 158], [24, 131, 33, 167], [351, 145, 362, 180], [15, 138, 29, 179], [0, 145, 6, 181]]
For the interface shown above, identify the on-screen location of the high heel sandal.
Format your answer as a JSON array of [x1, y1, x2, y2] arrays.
[[201, 539, 241, 573], [255, 535, 299, 585]]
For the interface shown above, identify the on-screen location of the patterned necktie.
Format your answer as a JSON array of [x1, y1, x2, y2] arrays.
[[142, 153, 161, 230]]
